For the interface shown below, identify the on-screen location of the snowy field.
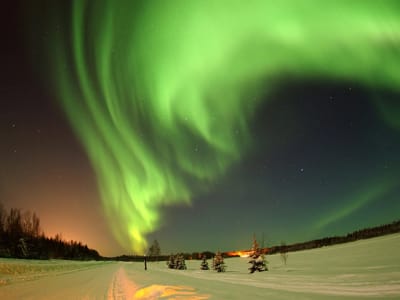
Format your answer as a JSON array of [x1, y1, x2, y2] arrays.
[[0, 233, 399, 299]]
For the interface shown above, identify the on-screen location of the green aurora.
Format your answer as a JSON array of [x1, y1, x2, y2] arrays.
[[45, 0, 400, 253]]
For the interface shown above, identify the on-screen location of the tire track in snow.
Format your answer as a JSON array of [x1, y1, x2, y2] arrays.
[[156, 267, 400, 297], [107, 266, 138, 300]]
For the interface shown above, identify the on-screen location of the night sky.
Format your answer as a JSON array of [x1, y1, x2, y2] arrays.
[[1, 1, 399, 256]]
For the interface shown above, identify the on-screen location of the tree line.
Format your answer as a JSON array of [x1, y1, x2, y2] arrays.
[[0, 203, 100, 260], [111, 251, 217, 262], [268, 220, 400, 255]]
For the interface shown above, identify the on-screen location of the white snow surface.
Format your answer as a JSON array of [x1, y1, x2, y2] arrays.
[[0, 233, 399, 299]]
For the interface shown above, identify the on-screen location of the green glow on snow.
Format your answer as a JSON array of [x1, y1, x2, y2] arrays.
[[49, 0, 400, 253]]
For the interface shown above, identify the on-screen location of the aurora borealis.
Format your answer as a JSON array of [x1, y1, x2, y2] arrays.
[[1, 1, 400, 256]]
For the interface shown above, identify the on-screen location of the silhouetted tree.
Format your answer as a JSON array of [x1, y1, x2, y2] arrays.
[[0, 203, 7, 256], [148, 239, 161, 258], [0, 205, 100, 260], [6, 208, 23, 237], [0, 202, 6, 234], [6, 208, 23, 256], [21, 211, 41, 238]]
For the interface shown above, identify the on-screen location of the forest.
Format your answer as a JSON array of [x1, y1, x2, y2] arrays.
[[0, 203, 100, 260]]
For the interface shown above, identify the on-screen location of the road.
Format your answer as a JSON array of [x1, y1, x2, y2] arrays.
[[0, 261, 210, 299]]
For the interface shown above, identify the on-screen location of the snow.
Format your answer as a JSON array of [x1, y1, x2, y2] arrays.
[[0, 233, 399, 299]]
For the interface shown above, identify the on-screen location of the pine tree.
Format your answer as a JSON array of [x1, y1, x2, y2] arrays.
[[248, 236, 268, 273], [200, 255, 209, 270], [175, 253, 187, 270], [167, 254, 176, 269], [213, 251, 226, 272]]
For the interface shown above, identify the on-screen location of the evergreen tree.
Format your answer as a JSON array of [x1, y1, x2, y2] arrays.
[[213, 251, 226, 272], [167, 254, 176, 269], [166, 253, 187, 270], [248, 236, 268, 273], [200, 255, 209, 270], [175, 253, 187, 270]]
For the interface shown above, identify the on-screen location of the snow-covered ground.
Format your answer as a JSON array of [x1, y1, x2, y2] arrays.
[[0, 233, 399, 299]]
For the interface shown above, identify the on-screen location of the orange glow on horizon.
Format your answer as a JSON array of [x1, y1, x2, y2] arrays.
[[225, 248, 268, 258]]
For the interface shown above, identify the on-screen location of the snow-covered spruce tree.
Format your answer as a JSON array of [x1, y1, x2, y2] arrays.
[[175, 253, 187, 270], [167, 254, 176, 269], [200, 255, 209, 270], [248, 236, 268, 273], [213, 251, 226, 272]]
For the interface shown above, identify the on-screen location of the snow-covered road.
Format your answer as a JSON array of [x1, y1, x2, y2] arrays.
[[0, 260, 210, 299], [1, 233, 400, 299], [0, 261, 120, 299]]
